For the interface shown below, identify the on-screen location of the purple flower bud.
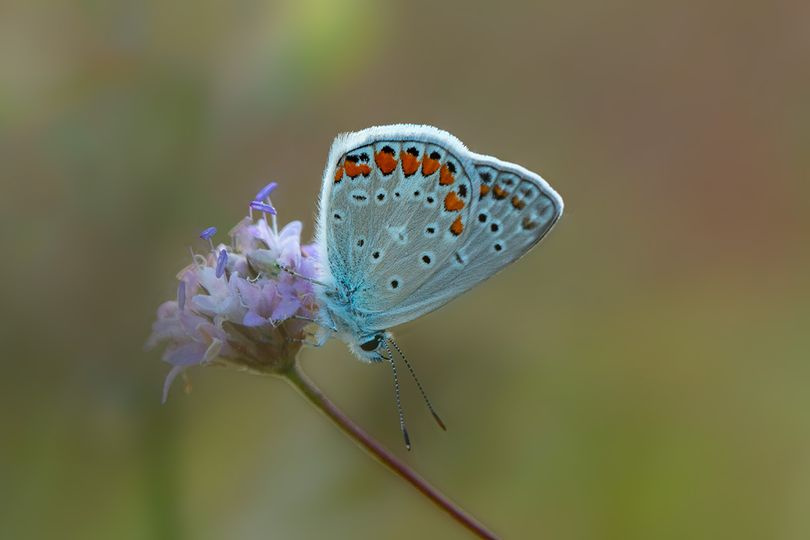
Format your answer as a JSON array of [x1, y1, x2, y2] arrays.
[[177, 281, 186, 311], [249, 201, 277, 215], [255, 182, 278, 200], [199, 226, 217, 240], [216, 249, 228, 278]]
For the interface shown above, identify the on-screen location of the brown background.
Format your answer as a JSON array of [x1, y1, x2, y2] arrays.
[[2, 1, 809, 538]]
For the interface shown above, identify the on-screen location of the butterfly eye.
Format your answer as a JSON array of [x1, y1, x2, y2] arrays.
[[360, 335, 382, 352]]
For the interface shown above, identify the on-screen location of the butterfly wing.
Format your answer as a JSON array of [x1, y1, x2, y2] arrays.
[[316, 125, 479, 311], [315, 124, 562, 332]]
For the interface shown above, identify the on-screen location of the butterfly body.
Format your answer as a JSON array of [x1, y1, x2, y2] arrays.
[[314, 124, 563, 362]]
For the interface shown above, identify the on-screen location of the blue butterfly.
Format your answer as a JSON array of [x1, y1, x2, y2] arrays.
[[310, 125, 563, 446]]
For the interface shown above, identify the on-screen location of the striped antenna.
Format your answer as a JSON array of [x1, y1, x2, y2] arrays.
[[388, 338, 446, 431], [382, 343, 411, 450]]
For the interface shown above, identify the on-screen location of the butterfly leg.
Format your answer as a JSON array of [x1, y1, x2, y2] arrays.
[[291, 314, 337, 333], [284, 335, 317, 345], [284, 320, 333, 347], [284, 312, 336, 347], [276, 263, 333, 289]]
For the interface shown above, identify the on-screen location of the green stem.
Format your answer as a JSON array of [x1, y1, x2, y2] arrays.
[[283, 361, 498, 540]]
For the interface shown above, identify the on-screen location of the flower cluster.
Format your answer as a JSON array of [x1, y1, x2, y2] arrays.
[[146, 183, 322, 401]]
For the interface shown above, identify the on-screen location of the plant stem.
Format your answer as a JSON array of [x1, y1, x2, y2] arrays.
[[283, 361, 498, 540]]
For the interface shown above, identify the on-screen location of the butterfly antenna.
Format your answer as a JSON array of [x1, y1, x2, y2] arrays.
[[388, 338, 447, 431], [383, 344, 411, 450]]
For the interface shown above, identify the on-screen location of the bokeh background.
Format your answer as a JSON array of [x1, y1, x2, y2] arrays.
[[2, 1, 809, 538]]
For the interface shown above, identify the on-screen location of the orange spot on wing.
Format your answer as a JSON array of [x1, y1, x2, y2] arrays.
[[492, 185, 508, 200], [400, 151, 419, 176], [522, 216, 538, 230], [375, 150, 397, 175], [344, 161, 371, 178], [511, 196, 526, 209], [450, 216, 464, 236], [334, 166, 344, 183], [444, 191, 465, 212], [479, 184, 490, 197], [421, 154, 441, 176], [439, 163, 455, 185]]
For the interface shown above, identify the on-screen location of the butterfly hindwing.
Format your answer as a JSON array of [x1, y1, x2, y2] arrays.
[[362, 153, 562, 329]]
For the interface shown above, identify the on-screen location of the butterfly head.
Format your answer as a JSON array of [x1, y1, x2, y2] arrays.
[[349, 331, 390, 362]]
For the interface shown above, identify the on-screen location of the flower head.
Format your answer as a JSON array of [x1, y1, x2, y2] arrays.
[[147, 185, 322, 402]]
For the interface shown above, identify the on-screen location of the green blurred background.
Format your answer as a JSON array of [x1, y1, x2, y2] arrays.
[[2, 1, 809, 538]]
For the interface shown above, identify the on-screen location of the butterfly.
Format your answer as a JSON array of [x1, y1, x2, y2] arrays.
[[309, 124, 563, 446]]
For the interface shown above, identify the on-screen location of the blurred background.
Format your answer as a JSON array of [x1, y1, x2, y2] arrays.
[[2, 0, 809, 538]]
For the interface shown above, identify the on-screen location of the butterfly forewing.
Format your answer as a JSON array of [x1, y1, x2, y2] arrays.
[[323, 133, 477, 315]]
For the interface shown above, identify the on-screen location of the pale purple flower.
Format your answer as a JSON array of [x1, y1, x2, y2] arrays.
[[147, 184, 322, 401]]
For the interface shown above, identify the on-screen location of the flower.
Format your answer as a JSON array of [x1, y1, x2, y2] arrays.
[[146, 185, 323, 402]]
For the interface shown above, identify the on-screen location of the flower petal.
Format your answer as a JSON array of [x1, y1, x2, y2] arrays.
[[164, 341, 207, 366], [278, 221, 302, 242], [162, 365, 186, 403], [229, 217, 257, 252], [301, 243, 319, 259], [246, 249, 280, 275], [197, 267, 228, 297], [235, 277, 260, 307], [254, 219, 276, 250], [243, 310, 268, 327], [227, 253, 249, 277], [271, 293, 301, 322], [177, 282, 186, 311], [200, 338, 224, 365], [156, 300, 179, 320]]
